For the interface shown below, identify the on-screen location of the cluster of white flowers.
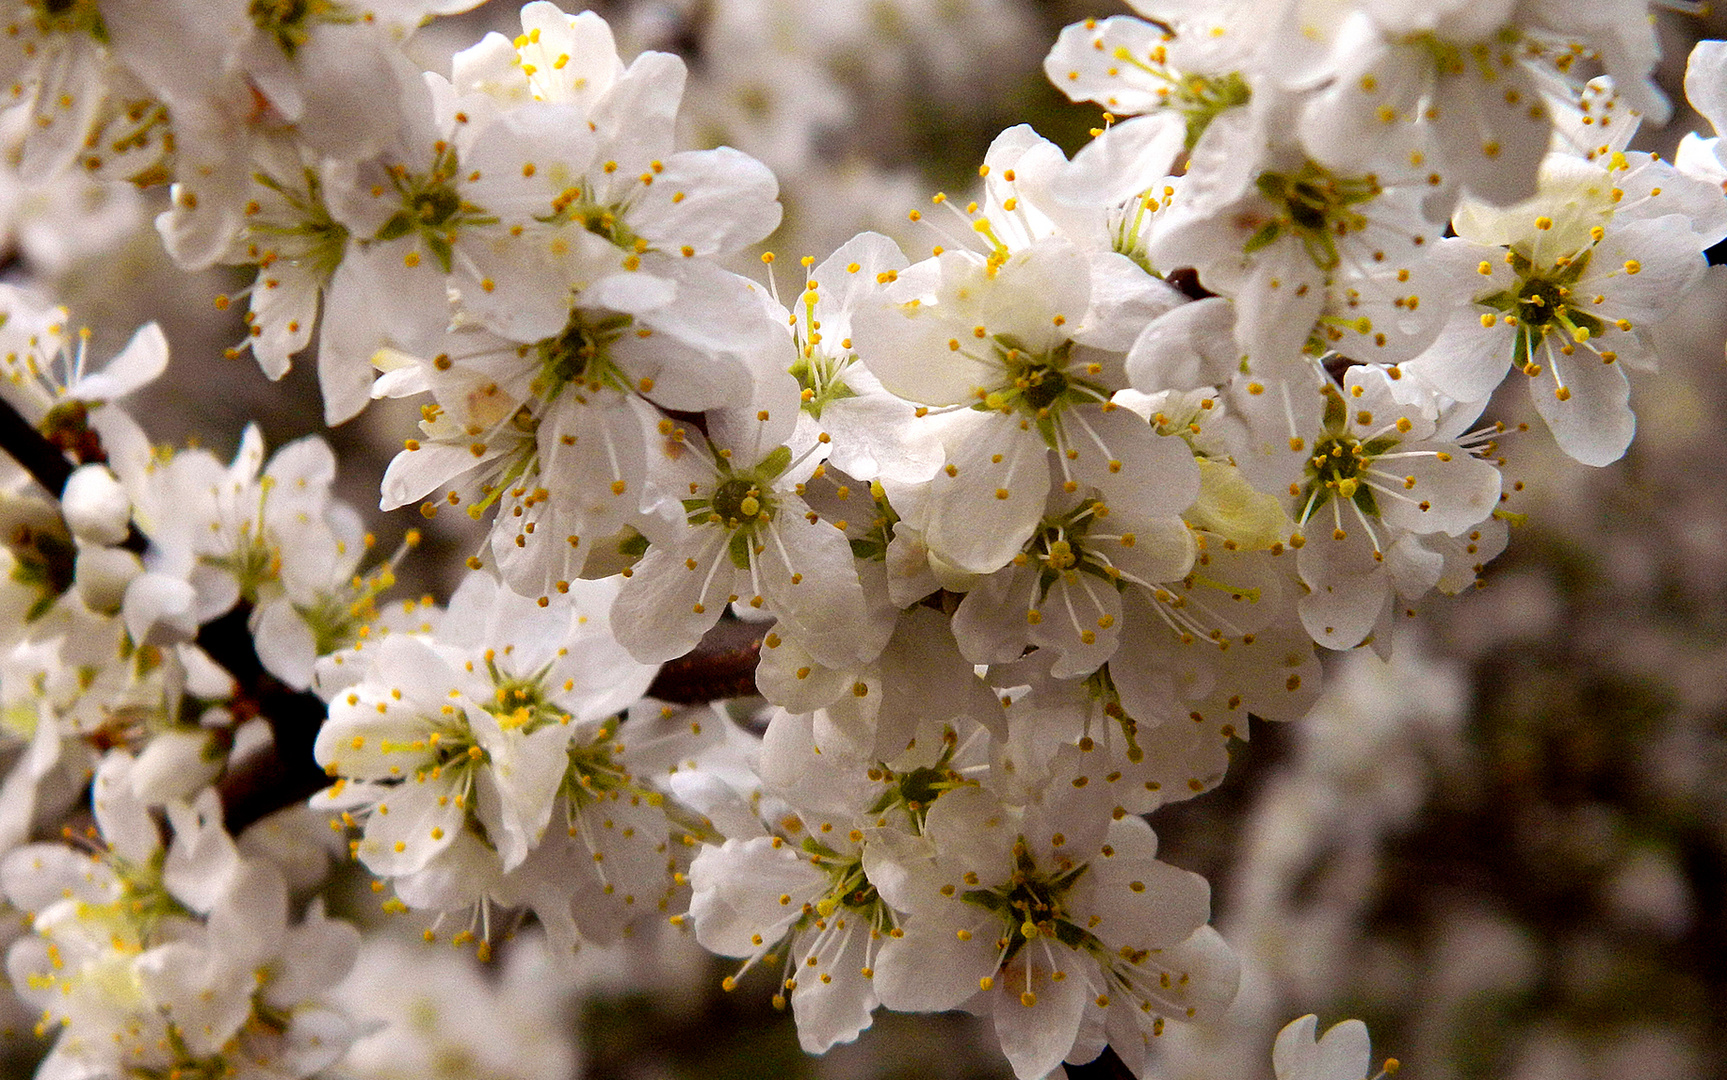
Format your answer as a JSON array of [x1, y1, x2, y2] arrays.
[[4, 753, 357, 1079], [0, 0, 1722, 1077]]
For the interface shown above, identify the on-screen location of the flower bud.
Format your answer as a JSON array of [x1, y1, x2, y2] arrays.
[[74, 543, 143, 613], [61, 464, 131, 545]]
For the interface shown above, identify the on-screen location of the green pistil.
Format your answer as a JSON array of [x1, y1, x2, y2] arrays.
[[533, 310, 634, 403], [789, 351, 857, 420], [791, 290, 858, 419], [372, 145, 496, 274], [1112, 193, 1158, 275], [1247, 163, 1382, 271], [248, 0, 358, 59], [709, 477, 770, 525], [711, 478, 772, 571]]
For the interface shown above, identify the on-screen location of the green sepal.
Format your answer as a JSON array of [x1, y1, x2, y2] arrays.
[[373, 212, 412, 243], [727, 528, 752, 571], [425, 233, 455, 275], [758, 444, 793, 480], [616, 530, 649, 560], [1242, 220, 1282, 255]]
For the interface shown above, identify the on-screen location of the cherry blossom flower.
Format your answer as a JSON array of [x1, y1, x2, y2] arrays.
[[610, 406, 874, 667], [1405, 152, 1719, 465], [3, 754, 359, 1080]]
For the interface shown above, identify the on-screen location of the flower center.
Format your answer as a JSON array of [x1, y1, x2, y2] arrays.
[[30, 0, 104, 37], [1019, 365, 1068, 411], [1515, 277, 1568, 328], [486, 672, 565, 732], [547, 184, 646, 253], [981, 337, 1102, 434], [1249, 163, 1382, 270], [802, 846, 880, 922], [1175, 71, 1251, 149], [709, 477, 768, 526], [248, 0, 356, 58], [294, 533, 414, 656], [562, 718, 632, 807], [247, 168, 350, 283], [1018, 500, 1122, 596], [1482, 248, 1605, 355], [207, 522, 282, 605], [1301, 433, 1380, 521], [411, 186, 461, 230], [1107, 43, 1250, 150], [533, 309, 633, 401], [416, 726, 486, 783], [372, 145, 496, 273], [107, 849, 194, 941], [963, 841, 1092, 965]]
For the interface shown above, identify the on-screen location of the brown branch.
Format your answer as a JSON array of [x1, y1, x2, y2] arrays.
[[201, 608, 331, 833], [0, 391, 74, 498], [646, 618, 763, 703]]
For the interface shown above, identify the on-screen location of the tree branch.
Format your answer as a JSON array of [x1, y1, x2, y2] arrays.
[[0, 391, 73, 498]]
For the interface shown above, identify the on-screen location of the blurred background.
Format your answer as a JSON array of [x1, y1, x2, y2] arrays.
[[2, 2, 1724, 1078]]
